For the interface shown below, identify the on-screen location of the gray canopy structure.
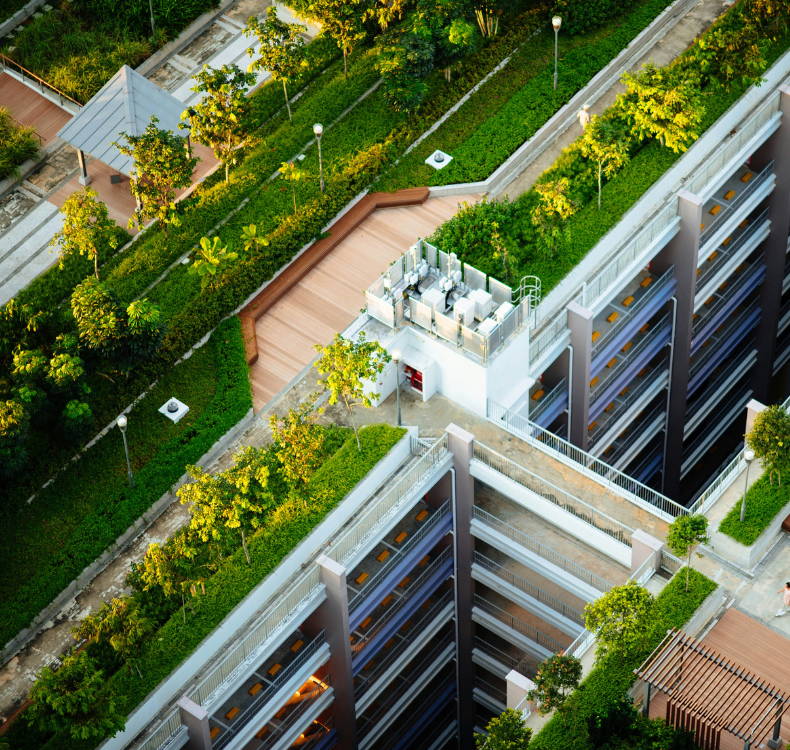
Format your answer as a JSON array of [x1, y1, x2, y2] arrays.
[[56, 65, 189, 185]]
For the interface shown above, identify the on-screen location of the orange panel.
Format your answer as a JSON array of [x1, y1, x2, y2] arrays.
[[291, 639, 304, 652], [708, 251, 718, 261], [606, 312, 619, 323], [621, 342, 632, 352], [741, 172, 753, 182], [211, 728, 220, 739], [395, 531, 408, 544], [588, 421, 597, 431], [356, 572, 369, 585], [637, 368, 646, 377], [591, 331, 600, 342], [724, 189, 736, 200], [416, 510, 429, 521], [641, 277, 653, 288], [399, 577, 410, 588], [607, 358, 617, 368], [419, 555, 430, 566], [722, 236, 732, 246], [532, 389, 545, 400], [381, 595, 393, 606], [249, 683, 263, 696], [590, 376, 599, 387], [226, 707, 239, 721], [620, 386, 629, 396], [605, 402, 615, 412], [376, 550, 390, 563], [640, 323, 650, 333], [256, 727, 269, 740], [709, 205, 721, 216], [361, 616, 372, 628], [268, 663, 282, 676], [739, 219, 749, 228], [623, 295, 634, 307]]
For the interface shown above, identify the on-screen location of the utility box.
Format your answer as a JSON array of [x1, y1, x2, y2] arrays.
[[454, 298, 475, 327], [421, 288, 445, 314], [478, 317, 498, 337], [495, 301, 514, 324], [470, 289, 494, 321]]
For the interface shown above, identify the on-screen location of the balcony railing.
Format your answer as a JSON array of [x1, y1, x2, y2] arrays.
[[474, 595, 565, 654], [136, 709, 185, 750], [529, 309, 569, 366], [474, 636, 537, 681], [474, 551, 584, 625], [295, 717, 334, 750], [685, 347, 754, 424], [473, 442, 634, 547], [212, 633, 327, 750], [257, 676, 331, 750], [530, 377, 568, 424], [603, 403, 665, 468], [475, 676, 507, 705], [660, 550, 684, 576], [0, 52, 82, 108], [566, 629, 596, 659], [473, 505, 613, 592]]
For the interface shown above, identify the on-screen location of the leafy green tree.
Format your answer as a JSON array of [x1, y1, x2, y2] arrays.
[[61, 398, 93, 440], [746, 404, 790, 486], [475, 708, 532, 749], [527, 653, 582, 727], [491, 220, 515, 282], [178, 446, 274, 565], [0, 399, 29, 477], [579, 116, 630, 209], [584, 581, 654, 663], [689, 20, 766, 93], [468, 0, 505, 37], [27, 649, 125, 740], [280, 160, 307, 213], [366, 0, 408, 31], [531, 178, 576, 260], [747, 0, 790, 40], [182, 64, 257, 182], [314, 332, 390, 451], [241, 224, 269, 255], [49, 187, 118, 280], [376, 30, 434, 112], [113, 115, 199, 237], [269, 394, 326, 501], [302, 0, 369, 80], [615, 62, 704, 153], [189, 236, 239, 290], [412, 1, 476, 83], [245, 7, 307, 122], [666, 514, 709, 592]]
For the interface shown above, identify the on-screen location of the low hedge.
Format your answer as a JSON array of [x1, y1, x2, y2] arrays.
[[14, 424, 406, 750], [532, 568, 718, 749], [718, 472, 790, 546], [0, 316, 251, 649]]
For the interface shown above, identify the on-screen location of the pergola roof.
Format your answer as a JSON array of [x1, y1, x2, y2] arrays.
[[636, 629, 790, 747], [57, 65, 188, 176]]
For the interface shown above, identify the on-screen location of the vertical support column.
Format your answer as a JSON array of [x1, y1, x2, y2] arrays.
[[750, 85, 790, 402], [506, 670, 535, 712], [630, 530, 663, 577], [446, 423, 475, 750], [767, 714, 783, 749], [567, 302, 593, 450], [651, 190, 703, 499], [745, 398, 767, 437], [315, 555, 357, 750], [77, 149, 91, 186], [177, 696, 211, 750], [641, 683, 651, 717]]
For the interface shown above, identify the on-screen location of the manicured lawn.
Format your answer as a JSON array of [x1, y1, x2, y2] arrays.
[[719, 472, 790, 546]]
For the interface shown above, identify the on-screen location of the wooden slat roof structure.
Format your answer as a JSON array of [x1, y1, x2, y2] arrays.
[[636, 629, 790, 745], [56, 65, 187, 176]]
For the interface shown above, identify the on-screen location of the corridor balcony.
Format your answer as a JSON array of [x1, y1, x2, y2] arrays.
[[526, 377, 569, 429], [287, 717, 335, 750], [599, 403, 665, 474], [473, 675, 507, 715], [778, 295, 790, 337], [774, 324, 790, 375], [472, 636, 537, 682], [628, 443, 663, 487]]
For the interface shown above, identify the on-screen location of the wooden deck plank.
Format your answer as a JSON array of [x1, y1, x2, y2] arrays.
[[0, 73, 72, 145]]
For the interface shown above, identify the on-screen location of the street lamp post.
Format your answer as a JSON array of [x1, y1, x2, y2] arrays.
[[313, 123, 325, 193], [740, 449, 755, 522], [117, 415, 134, 489], [552, 16, 562, 91], [392, 349, 402, 427], [148, 0, 156, 39]]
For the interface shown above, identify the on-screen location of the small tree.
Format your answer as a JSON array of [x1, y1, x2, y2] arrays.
[[468, 0, 506, 37], [182, 64, 257, 182], [304, 0, 369, 80], [376, 31, 434, 112], [139, 533, 204, 621], [616, 62, 704, 153], [49, 187, 118, 279], [245, 7, 307, 123], [584, 581, 654, 663], [189, 236, 239, 290], [0, 399, 29, 477], [27, 650, 125, 740], [475, 708, 532, 750], [269, 394, 326, 501], [579, 116, 630, 209], [491, 220, 515, 282], [531, 178, 576, 260], [746, 404, 790, 486], [527, 653, 582, 727], [313, 332, 390, 451], [241, 223, 269, 255], [280, 161, 307, 213], [113, 115, 199, 237], [666, 514, 710, 592]]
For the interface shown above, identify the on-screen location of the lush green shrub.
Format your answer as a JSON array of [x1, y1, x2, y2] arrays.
[[0, 317, 251, 648], [718, 472, 790, 546], [0, 107, 40, 179], [550, 0, 641, 35]]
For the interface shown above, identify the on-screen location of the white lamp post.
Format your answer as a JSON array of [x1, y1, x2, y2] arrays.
[[552, 16, 562, 90], [117, 414, 134, 489], [313, 123, 325, 193], [740, 449, 755, 522], [392, 349, 402, 427]]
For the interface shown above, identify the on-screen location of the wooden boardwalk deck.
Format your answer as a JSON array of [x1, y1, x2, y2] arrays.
[[247, 193, 480, 412], [0, 72, 72, 145]]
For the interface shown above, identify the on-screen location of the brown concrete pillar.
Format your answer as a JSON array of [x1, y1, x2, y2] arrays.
[[177, 695, 211, 750], [567, 302, 593, 451]]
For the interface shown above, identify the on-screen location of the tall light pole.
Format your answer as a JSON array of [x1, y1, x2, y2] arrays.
[[552, 16, 562, 91], [392, 349, 402, 427], [148, 0, 156, 39], [740, 449, 755, 522], [117, 415, 134, 489], [313, 123, 325, 193]]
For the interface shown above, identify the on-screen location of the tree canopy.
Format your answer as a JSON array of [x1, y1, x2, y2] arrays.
[[584, 581, 654, 663]]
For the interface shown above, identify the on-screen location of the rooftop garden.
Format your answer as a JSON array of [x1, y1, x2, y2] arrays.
[[0, 106, 40, 180]]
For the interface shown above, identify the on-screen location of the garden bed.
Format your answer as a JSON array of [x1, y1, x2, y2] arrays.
[[719, 472, 790, 546], [0, 106, 40, 179]]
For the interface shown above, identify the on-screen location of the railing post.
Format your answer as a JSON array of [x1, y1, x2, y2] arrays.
[[177, 695, 212, 750], [567, 302, 593, 451]]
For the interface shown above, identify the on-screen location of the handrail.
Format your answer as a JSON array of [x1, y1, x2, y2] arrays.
[[681, 388, 752, 464], [659, 549, 684, 576], [348, 499, 451, 614], [474, 636, 537, 681], [473, 442, 634, 546], [473, 505, 613, 592], [296, 717, 334, 750], [4, 110, 43, 145], [474, 551, 584, 624], [475, 675, 507, 705], [685, 347, 755, 422], [603, 403, 665, 467], [530, 377, 568, 423], [474, 594, 565, 653], [628, 555, 656, 587], [0, 52, 82, 108], [257, 675, 331, 750], [529, 309, 569, 365], [566, 628, 596, 659], [136, 709, 185, 750]]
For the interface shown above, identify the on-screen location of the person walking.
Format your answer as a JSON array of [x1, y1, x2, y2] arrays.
[[578, 104, 591, 131], [776, 582, 790, 616]]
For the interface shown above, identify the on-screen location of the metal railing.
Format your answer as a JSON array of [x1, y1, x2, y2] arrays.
[[529, 309, 569, 365], [603, 403, 665, 468], [296, 717, 334, 750], [591, 268, 675, 362], [212, 633, 327, 750], [589, 313, 672, 409], [189, 567, 322, 708], [5, 111, 43, 145], [473, 442, 634, 547], [474, 551, 585, 625], [348, 499, 451, 614], [329, 435, 449, 567], [628, 556, 656, 588], [660, 550, 684, 576], [685, 348, 754, 423], [530, 377, 567, 423], [487, 399, 688, 520], [351, 548, 453, 657], [475, 676, 507, 705], [0, 52, 82, 108], [681, 388, 752, 467], [473, 505, 613, 592], [566, 629, 596, 659], [136, 709, 186, 750], [700, 161, 775, 246], [515, 694, 532, 721], [257, 675, 331, 750], [354, 591, 453, 702], [627, 445, 663, 485], [474, 595, 565, 653], [474, 636, 537, 681]]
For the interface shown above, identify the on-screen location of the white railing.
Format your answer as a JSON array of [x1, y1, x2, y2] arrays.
[[660, 549, 685, 576], [514, 694, 532, 721], [328, 434, 449, 567], [136, 709, 186, 750], [473, 442, 634, 546], [189, 567, 322, 708], [628, 556, 656, 587], [530, 377, 568, 423], [566, 629, 596, 659], [487, 399, 688, 520], [474, 595, 565, 653]]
